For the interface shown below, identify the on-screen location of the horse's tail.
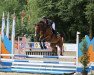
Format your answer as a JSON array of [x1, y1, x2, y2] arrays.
[[60, 33, 63, 37], [59, 31, 65, 37], [59, 32, 65, 42]]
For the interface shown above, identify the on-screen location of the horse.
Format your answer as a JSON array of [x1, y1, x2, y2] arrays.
[[35, 21, 64, 56]]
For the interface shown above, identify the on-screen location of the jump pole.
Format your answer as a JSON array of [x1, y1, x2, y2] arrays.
[[76, 31, 80, 67], [0, 12, 5, 58], [11, 13, 16, 59]]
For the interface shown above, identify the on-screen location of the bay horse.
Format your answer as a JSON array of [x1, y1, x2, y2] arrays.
[[35, 21, 64, 56]]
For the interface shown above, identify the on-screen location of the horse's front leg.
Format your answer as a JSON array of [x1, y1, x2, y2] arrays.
[[39, 39, 44, 49], [39, 38, 47, 49], [42, 39, 47, 49]]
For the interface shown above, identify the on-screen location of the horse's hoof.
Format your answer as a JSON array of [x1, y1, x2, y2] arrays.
[[44, 46, 47, 49], [60, 53, 63, 56], [61, 54, 63, 56], [41, 47, 44, 49], [52, 53, 54, 56]]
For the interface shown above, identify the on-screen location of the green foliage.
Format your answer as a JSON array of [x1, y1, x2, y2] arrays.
[[85, 2, 94, 39], [0, 0, 28, 38], [85, 3, 94, 23], [0, 0, 94, 42]]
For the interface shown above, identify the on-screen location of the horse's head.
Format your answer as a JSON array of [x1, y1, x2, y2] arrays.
[[35, 21, 44, 34], [35, 24, 40, 34], [35, 21, 47, 41]]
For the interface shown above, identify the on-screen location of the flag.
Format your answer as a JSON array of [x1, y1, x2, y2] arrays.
[[6, 12, 10, 38], [1, 12, 5, 40]]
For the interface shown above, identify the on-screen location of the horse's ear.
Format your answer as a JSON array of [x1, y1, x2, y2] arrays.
[[34, 24, 36, 26], [34, 24, 36, 27]]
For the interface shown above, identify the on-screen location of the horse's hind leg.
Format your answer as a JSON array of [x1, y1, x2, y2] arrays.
[[54, 47, 57, 56], [58, 43, 64, 56], [51, 47, 57, 56], [50, 43, 57, 56]]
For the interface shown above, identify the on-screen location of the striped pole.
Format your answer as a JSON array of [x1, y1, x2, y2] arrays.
[[1, 12, 5, 40], [0, 34, 1, 59], [6, 12, 10, 38], [76, 31, 80, 67], [11, 13, 16, 59]]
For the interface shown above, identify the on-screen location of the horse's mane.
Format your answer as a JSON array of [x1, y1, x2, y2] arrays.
[[39, 21, 45, 24], [38, 21, 50, 28]]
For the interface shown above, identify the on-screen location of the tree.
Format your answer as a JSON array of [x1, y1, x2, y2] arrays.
[[25, 0, 94, 42], [0, 0, 29, 38], [0, 0, 94, 42], [85, 1, 94, 39]]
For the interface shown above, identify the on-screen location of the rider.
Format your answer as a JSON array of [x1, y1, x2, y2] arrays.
[[42, 16, 57, 35]]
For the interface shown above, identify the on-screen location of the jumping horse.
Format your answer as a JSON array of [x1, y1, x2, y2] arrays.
[[35, 21, 64, 56]]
